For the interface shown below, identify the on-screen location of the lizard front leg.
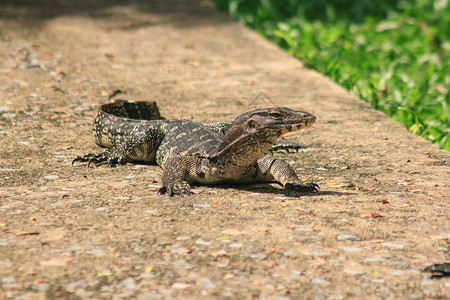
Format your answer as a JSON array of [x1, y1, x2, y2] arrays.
[[158, 155, 202, 196], [255, 157, 319, 193]]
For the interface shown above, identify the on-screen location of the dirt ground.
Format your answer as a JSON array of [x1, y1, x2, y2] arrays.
[[0, 0, 449, 299]]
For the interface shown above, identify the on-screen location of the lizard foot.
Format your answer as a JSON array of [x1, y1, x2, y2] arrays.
[[158, 182, 191, 196], [284, 182, 319, 193], [72, 153, 123, 167]]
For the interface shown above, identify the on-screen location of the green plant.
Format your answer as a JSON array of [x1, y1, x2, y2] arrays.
[[212, 0, 450, 151]]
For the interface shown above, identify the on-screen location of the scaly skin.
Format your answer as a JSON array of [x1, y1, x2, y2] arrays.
[[72, 101, 318, 196]]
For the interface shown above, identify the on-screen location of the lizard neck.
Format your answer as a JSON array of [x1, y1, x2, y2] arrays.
[[210, 126, 281, 168]]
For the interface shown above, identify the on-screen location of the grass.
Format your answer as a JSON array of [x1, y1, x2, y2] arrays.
[[211, 0, 450, 151]]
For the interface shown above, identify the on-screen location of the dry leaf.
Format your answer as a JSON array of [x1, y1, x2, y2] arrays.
[[16, 231, 39, 236], [34, 279, 46, 284], [345, 183, 359, 190], [40, 260, 67, 267], [371, 213, 383, 218], [179, 247, 192, 253], [188, 60, 200, 67], [369, 239, 385, 243], [221, 228, 247, 235]]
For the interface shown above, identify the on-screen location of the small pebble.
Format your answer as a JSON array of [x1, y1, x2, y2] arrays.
[[32, 283, 50, 291], [311, 278, 330, 285], [308, 251, 327, 256], [200, 277, 216, 289], [295, 227, 312, 232], [337, 234, 357, 240], [111, 196, 130, 200], [288, 270, 302, 280], [195, 238, 212, 246], [64, 280, 85, 291], [74, 288, 94, 297], [381, 242, 405, 249], [2, 277, 17, 289], [2, 113, 16, 119], [230, 243, 243, 248], [390, 269, 420, 276], [193, 203, 210, 208], [94, 207, 108, 211], [172, 282, 191, 289], [119, 277, 137, 290], [0, 261, 13, 267], [364, 257, 386, 262], [342, 247, 362, 253], [343, 269, 365, 275], [86, 249, 105, 256]]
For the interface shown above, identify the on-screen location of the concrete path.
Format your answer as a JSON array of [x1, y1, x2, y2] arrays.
[[1, 0, 448, 298]]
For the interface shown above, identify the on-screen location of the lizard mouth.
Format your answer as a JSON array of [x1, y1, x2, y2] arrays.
[[278, 114, 316, 132]]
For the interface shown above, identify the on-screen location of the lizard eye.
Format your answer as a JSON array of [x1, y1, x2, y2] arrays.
[[269, 112, 283, 119]]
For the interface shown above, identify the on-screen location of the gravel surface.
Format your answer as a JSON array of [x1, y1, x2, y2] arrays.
[[0, 0, 449, 298]]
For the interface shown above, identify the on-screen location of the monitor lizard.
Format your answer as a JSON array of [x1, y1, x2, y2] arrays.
[[72, 101, 318, 196]]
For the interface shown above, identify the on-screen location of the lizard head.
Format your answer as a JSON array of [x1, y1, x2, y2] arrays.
[[214, 107, 315, 156], [230, 107, 316, 134]]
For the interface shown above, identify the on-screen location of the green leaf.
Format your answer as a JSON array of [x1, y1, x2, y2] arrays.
[[145, 266, 153, 273]]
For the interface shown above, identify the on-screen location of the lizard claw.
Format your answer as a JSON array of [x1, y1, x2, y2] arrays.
[[72, 151, 123, 167], [284, 181, 319, 193], [71, 157, 80, 166], [71, 154, 98, 167], [158, 182, 191, 196]]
